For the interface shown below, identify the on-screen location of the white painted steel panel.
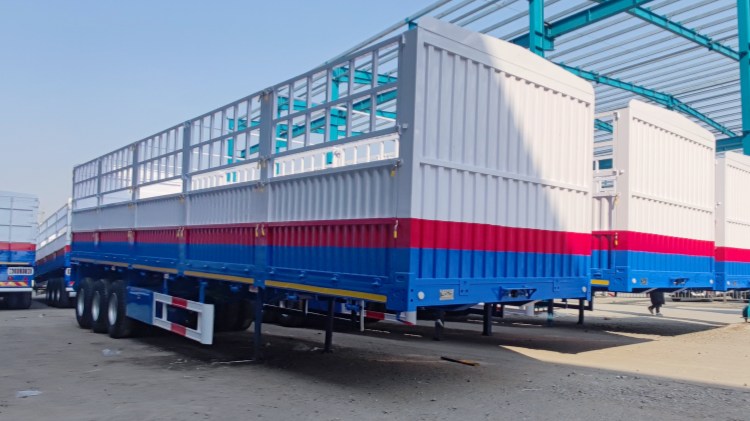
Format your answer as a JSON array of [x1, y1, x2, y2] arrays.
[[36, 200, 71, 260], [0, 191, 39, 244], [135, 196, 184, 228], [595, 100, 715, 241], [268, 164, 398, 222], [187, 184, 264, 226], [409, 19, 594, 233], [716, 152, 750, 249]]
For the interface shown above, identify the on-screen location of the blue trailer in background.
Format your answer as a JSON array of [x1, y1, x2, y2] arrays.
[[35, 200, 75, 307], [0, 191, 38, 310]]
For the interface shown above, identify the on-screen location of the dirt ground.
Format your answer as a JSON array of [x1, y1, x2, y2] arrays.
[[0, 296, 748, 421]]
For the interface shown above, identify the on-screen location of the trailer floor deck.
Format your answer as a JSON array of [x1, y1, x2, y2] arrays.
[[0, 297, 748, 421]]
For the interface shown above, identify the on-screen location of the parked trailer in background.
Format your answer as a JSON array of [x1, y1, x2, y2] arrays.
[[715, 152, 750, 292], [70, 19, 594, 351], [0, 191, 38, 309], [592, 100, 715, 293], [35, 200, 74, 307]]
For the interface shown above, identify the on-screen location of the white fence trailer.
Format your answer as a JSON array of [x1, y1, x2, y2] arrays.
[[715, 152, 750, 292], [592, 100, 716, 293], [0, 190, 39, 309], [69, 19, 595, 352], [35, 199, 74, 306]]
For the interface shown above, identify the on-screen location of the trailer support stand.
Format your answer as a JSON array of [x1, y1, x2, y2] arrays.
[[546, 299, 554, 326], [253, 288, 264, 361], [433, 310, 445, 341], [577, 299, 585, 325], [482, 303, 493, 336], [324, 298, 335, 353]]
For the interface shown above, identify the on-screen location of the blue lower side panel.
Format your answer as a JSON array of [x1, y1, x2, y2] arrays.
[[35, 253, 70, 279], [75, 242, 591, 312], [592, 250, 714, 292], [715, 261, 750, 291], [0, 251, 34, 264], [126, 287, 154, 325]]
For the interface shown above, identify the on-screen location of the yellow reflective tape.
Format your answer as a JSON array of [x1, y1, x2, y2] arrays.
[[132, 264, 178, 274], [591, 279, 610, 286], [265, 280, 387, 303], [183, 271, 255, 284]]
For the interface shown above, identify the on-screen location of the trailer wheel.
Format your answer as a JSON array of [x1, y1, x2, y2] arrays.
[[16, 292, 32, 309], [52, 280, 61, 307], [91, 280, 111, 333], [45, 283, 52, 306], [75, 278, 95, 329], [58, 279, 70, 308], [107, 280, 133, 338]]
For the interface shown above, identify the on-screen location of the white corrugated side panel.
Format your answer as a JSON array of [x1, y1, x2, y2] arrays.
[[188, 184, 264, 226], [135, 196, 184, 228], [716, 152, 750, 248], [410, 19, 594, 233], [72, 204, 133, 231], [0, 191, 39, 244], [268, 165, 397, 222], [36, 201, 71, 260], [615, 100, 715, 241]]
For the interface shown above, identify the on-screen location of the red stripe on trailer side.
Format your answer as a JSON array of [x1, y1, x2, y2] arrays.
[[171, 297, 188, 309], [592, 230, 713, 257], [170, 324, 187, 336], [716, 247, 750, 263], [0, 242, 35, 251]]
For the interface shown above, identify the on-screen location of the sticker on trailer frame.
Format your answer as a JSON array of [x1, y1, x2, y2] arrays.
[[439, 289, 455, 301], [65, 268, 71, 276]]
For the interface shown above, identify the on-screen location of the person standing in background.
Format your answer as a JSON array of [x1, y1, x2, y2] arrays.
[[648, 290, 665, 316]]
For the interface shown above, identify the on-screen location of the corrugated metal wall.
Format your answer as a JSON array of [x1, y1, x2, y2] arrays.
[[717, 153, 750, 250], [614, 100, 715, 242], [410, 22, 594, 234]]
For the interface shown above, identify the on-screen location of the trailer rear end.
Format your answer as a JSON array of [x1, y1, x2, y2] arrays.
[[592, 100, 715, 293], [0, 191, 39, 309], [715, 152, 750, 292], [35, 200, 74, 306]]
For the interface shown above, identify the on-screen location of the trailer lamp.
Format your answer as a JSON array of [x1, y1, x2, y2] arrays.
[[417, 291, 425, 300], [631, 278, 637, 284], [709, 279, 714, 284], [582, 286, 587, 293]]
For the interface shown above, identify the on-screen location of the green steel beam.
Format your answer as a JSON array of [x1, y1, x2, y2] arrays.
[[528, 0, 545, 57], [591, 1, 740, 61], [716, 136, 743, 152], [560, 64, 737, 138], [514, 0, 655, 50], [595, 119, 613, 133], [738, 0, 750, 154]]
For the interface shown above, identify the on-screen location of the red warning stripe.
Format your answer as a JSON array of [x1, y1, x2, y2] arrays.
[[171, 297, 188, 309], [170, 324, 187, 336]]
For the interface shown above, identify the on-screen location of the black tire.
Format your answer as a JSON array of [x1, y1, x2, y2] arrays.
[[91, 280, 110, 333], [58, 280, 71, 308], [52, 280, 61, 307], [16, 292, 32, 309], [107, 279, 133, 338], [75, 278, 95, 329], [45, 282, 52, 306], [214, 300, 240, 332]]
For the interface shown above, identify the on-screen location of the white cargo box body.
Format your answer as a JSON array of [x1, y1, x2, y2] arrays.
[[35, 200, 72, 280], [0, 191, 38, 285], [71, 19, 595, 312], [592, 100, 715, 292], [715, 152, 750, 291]]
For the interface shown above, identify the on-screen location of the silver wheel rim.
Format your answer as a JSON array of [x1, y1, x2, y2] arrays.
[[76, 289, 85, 316], [108, 293, 118, 326], [92, 292, 101, 321]]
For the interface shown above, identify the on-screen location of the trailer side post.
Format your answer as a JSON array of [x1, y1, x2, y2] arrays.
[[433, 309, 445, 341], [482, 302, 493, 336], [324, 298, 335, 353], [546, 299, 554, 326], [253, 288, 264, 361], [577, 299, 585, 325]]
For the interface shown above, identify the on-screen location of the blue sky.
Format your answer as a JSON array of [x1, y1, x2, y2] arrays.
[[0, 0, 433, 217]]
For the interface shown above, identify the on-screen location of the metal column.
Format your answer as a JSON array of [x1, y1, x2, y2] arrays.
[[528, 0, 545, 57], [482, 303, 493, 336], [739, 0, 750, 154]]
